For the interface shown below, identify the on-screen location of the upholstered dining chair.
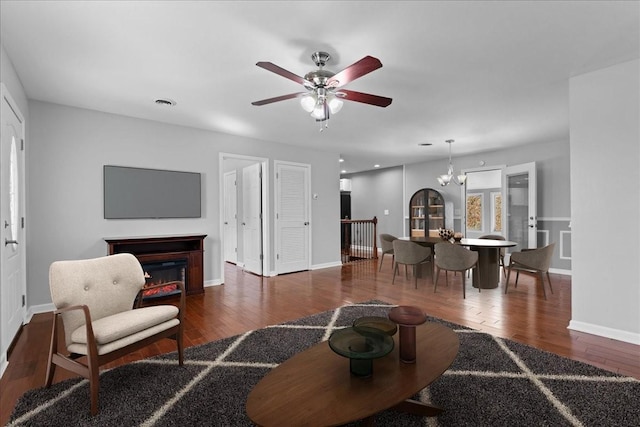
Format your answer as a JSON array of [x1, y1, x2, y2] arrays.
[[434, 242, 479, 299], [45, 253, 185, 415], [378, 233, 398, 271], [391, 239, 433, 288], [479, 234, 507, 277], [505, 243, 555, 299]]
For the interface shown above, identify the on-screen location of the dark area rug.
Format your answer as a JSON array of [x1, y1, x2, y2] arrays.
[[8, 301, 639, 426]]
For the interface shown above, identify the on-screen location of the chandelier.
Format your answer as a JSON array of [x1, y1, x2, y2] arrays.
[[437, 139, 467, 186]]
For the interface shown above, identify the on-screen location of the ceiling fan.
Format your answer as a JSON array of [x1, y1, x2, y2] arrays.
[[251, 51, 392, 129]]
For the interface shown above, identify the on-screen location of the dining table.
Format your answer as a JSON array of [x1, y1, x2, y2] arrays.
[[401, 236, 517, 290], [459, 238, 517, 289]]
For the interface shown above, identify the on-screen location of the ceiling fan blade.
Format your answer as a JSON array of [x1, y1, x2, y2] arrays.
[[327, 56, 383, 88], [339, 89, 392, 107], [251, 92, 306, 106], [256, 62, 309, 86]]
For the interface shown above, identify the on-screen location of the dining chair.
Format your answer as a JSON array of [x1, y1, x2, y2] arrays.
[[479, 234, 507, 277], [45, 253, 185, 415], [378, 233, 398, 271], [391, 239, 433, 288], [434, 242, 479, 299], [505, 243, 555, 299]]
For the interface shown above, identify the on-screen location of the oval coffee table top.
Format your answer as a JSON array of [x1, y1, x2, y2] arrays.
[[246, 322, 459, 427]]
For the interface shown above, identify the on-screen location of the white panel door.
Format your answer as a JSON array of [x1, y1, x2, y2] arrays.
[[503, 162, 537, 251], [276, 162, 310, 274], [1, 86, 26, 372], [223, 171, 237, 264], [242, 163, 262, 275]]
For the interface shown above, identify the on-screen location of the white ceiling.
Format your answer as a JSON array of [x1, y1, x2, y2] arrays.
[[1, 1, 638, 174]]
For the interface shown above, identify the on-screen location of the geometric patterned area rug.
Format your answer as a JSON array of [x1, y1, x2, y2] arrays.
[[8, 301, 640, 427]]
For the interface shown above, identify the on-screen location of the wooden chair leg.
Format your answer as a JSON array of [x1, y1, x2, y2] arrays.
[[546, 272, 553, 294], [45, 314, 58, 387], [434, 267, 441, 292], [88, 355, 100, 415], [378, 253, 384, 271], [392, 263, 398, 284], [515, 270, 520, 287], [177, 332, 184, 366]]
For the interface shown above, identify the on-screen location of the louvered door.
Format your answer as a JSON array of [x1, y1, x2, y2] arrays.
[[275, 162, 310, 274]]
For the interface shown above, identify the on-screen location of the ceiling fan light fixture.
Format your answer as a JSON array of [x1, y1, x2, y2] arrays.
[[300, 93, 316, 112], [328, 96, 343, 114], [310, 102, 328, 121], [252, 52, 391, 131]]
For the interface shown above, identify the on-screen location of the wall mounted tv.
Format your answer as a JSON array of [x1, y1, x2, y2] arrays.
[[104, 165, 201, 219]]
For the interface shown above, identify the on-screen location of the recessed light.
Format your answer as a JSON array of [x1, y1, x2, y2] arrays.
[[341, 170, 347, 174], [339, 158, 344, 162], [374, 164, 380, 168], [154, 98, 177, 106]]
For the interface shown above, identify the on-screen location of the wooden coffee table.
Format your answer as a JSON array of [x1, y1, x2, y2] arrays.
[[246, 322, 459, 426]]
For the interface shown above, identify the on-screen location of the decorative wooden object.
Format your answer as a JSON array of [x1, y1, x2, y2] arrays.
[[105, 234, 206, 295], [388, 305, 427, 363]]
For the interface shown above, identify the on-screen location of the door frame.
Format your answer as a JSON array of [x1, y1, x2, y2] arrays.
[[460, 164, 506, 237], [219, 153, 269, 283], [503, 162, 537, 250], [0, 83, 27, 377], [222, 170, 238, 264]]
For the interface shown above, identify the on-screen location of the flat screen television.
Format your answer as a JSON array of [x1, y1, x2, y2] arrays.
[[104, 165, 201, 219]]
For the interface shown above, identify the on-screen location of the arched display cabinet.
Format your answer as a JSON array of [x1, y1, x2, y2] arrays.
[[409, 188, 445, 237]]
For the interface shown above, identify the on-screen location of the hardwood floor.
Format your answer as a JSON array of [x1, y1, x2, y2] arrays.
[[2, 260, 639, 425]]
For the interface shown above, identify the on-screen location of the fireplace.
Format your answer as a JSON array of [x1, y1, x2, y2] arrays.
[[141, 259, 187, 299], [105, 234, 206, 296]]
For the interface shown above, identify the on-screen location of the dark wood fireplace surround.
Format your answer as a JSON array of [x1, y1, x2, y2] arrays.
[[105, 234, 206, 296]]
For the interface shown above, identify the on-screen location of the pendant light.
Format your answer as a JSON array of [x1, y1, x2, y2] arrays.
[[437, 139, 467, 186]]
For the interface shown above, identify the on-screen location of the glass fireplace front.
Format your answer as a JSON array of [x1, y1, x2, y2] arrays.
[[141, 259, 187, 299]]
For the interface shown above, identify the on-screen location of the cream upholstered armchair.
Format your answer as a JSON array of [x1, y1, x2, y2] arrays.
[[505, 243, 555, 299], [45, 253, 185, 415]]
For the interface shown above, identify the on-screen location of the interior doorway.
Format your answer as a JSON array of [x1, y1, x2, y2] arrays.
[[219, 154, 269, 283], [462, 162, 537, 253]]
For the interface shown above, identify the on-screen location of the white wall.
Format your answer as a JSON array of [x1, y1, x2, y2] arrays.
[[0, 45, 28, 119], [26, 101, 341, 307], [569, 59, 640, 344], [347, 166, 404, 239]]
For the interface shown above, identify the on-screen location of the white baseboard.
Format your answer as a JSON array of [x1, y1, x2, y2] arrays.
[[549, 268, 571, 276], [568, 320, 640, 345], [27, 302, 55, 322], [204, 279, 223, 287], [0, 356, 7, 380], [311, 261, 343, 270]]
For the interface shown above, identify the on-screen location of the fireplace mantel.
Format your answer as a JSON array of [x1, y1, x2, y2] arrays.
[[105, 234, 206, 295]]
